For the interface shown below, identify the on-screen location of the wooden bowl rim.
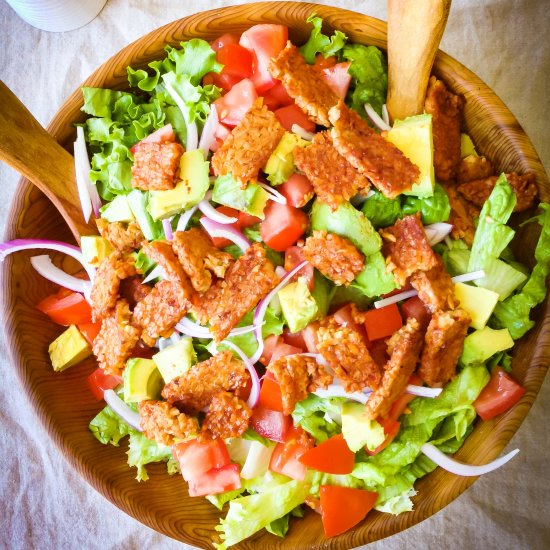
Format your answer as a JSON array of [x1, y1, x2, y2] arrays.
[[3, 2, 549, 548]]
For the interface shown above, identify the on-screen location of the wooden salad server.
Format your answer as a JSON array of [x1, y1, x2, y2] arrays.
[[386, 0, 452, 122], [0, 80, 97, 242]]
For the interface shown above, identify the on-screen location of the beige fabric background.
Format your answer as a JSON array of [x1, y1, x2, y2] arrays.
[[1, 1, 549, 549]]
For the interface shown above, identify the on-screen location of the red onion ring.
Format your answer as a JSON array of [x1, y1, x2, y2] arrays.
[[382, 104, 390, 126], [30, 255, 91, 296], [259, 183, 287, 205], [162, 218, 174, 240], [365, 103, 392, 132], [74, 126, 102, 219], [176, 205, 198, 232], [406, 385, 442, 398], [103, 389, 143, 432], [291, 124, 314, 141], [198, 104, 219, 156], [198, 191, 238, 224], [200, 217, 250, 252], [163, 80, 198, 151], [424, 223, 453, 246], [222, 341, 261, 409]]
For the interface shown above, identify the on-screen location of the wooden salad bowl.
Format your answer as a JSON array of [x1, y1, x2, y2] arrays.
[[2, 2, 549, 548]]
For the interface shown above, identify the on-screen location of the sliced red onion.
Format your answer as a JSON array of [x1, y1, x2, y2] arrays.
[[374, 270, 486, 309], [175, 316, 262, 340], [198, 191, 238, 224], [382, 104, 390, 126], [162, 218, 174, 240], [314, 384, 371, 404], [291, 124, 314, 141], [365, 103, 392, 132], [74, 144, 92, 223], [406, 384, 442, 398], [142, 264, 165, 284], [0, 239, 96, 282], [163, 81, 198, 151], [198, 103, 219, 156], [351, 189, 376, 207], [176, 205, 199, 232], [240, 440, 275, 479], [156, 333, 182, 351], [288, 352, 328, 367], [200, 217, 250, 252], [75, 126, 101, 218], [250, 260, 309, 364], [421, 442, 519, 476], [30, 255, 91, 295], [222, 340, 261, 409], [424, 223, 453, 246], [103, 389, 143, 431], [259, 183, 287, 205], [275, 266, 287, 279]]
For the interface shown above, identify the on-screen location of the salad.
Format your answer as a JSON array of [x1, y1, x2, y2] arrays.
[[2, 14, 549, 548]]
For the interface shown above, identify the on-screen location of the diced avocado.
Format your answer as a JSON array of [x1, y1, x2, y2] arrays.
[[127, 189, 164, 240], [278, 276, 319, 333], [460, 326, 514, 366], [263, 132, 309, 186], [455, 282, 499, 330], [310, 271, 334, 319], [48, 325, 92, 372], [352, 251, 398, 297], [460, 133, 478, 158], [123, 358, 164, 403], [100, 194, 135, 223], [152, 337, 197, 383], [212, 174, 270, 219], [341, 401, 385, 452], [81, 236, 114, 267], [148, 149, 210, 220], [386, 114, 435, 198], [310, 199, 381, 256]]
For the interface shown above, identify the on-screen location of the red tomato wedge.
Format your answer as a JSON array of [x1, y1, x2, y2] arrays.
[[284, 244, 314, 290], [260, 201, 309, 252], [250, 406, 291, 443], [274, 103, 316, 133], [282, 328, 307, 350], [211, 122, 232, 152], [262, 81, 293, 110], [367, 338, 389, 367], [259, 334, 281, 366], [401, 295, 432, 330], [366, 417, 401, 456], [299, 434, 355, 474], [474, 367, 526, 420], [239, 24, 288, 93], [279, 173, 315, 209], [269, 425, 313, 481], [130, 123, 175, 154], [217, 43, 253, 80], [319, 486, 378, 537], [187, 464, 241, 497], [270, 342, 304, 365], [87, 368, 122, 401], [211, 33, 240, 52], [363, 303, 403, 341], [237, 211, 262, 228], [333, 303, 369, 342], [320, 62, 352, 99], [214, 78, 258, 126], [37, 290, 93, 326], [257, 374, 284, 412], [301, 324, 319, 353], [78, 321, 102, 345], [203, 206, 240, 248], [173, 439, 231, 481]]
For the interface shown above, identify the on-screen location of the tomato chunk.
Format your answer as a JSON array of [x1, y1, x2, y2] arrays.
[[301, 324, 319, 353], [187, 464, 241, 497], [130, 123, 176, 154], [270, 342, 303, 365], [259, 334, 281, 366], [320, 62, 352, 99], [365, 417, 401, 456], [203, 206, 240, 248], [214, 78, 258, 126], [400, 296, 432, 330], [274, 103, 316, 133], [237, 211, 262, 228], [87, 368, 122, 401], [282, 327, 307, 350], [319, 486, 378, 537], [211, 33, 240, 52], [262, 81, 294, 110], [474, 367, 526, 421], [299, 434, 355, 474], [78, 321, 102, 345], [260, 201, 309, 252], [37, 289, 93, 326], [363, 303, 403, 341], [250, 406, 291, 443], [269, 425, 313, 481], [258, 375, 284, 412], [284, 244, 314, 290], [217, 43, 253, 79], [173, 439, 231, 481], [279, 174, 315, 209]]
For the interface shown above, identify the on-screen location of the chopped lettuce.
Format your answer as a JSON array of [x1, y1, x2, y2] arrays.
[[89, 405, 132, 445], [292, 394, 345, 442], [402, 183, 451, 225], [300, 14, 348, 64], [127, 189, 164, 241], [361, 190, 403, 229]]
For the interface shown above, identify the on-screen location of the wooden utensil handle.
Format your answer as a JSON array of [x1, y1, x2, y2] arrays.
[[0, 80, 97, 241], [387, 0, 452, 122]]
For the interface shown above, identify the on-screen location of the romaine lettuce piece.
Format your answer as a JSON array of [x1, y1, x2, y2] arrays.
[[402, 183, 450, 224], [361, 190, 403, 229]]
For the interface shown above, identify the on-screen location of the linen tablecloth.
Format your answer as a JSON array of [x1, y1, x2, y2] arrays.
[[1, 1, 549, 548]]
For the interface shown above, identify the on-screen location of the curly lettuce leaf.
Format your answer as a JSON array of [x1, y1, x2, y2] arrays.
[[89, 405, 131, 445], [300, 14, 348, 63], [292, 394, 346, 442], [361, 190, 403, 229], [402, 183, 451, 224]]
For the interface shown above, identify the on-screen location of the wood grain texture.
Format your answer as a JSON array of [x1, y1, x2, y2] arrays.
[[1, 3, 549, 549]]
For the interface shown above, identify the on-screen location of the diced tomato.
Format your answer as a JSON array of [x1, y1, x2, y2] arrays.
[[387, 391, 416, 423], [270, 342, 303, 365], [474, 367, 526, 421], [260, 201, 309, 252], [269, 425, 313, 481], [203, 206, 240, 248], [217, 44, 253, 79], [279, 173, 315, 209], [284, 245, 314, 290], [206, 71, 242, 93], [211, 33, 240, 52], [130, 123, 176, 154], [258, 374, 284, 412], [367, 338, 389, 367], [187, 464, 241, 497], [78, 321, 102, 345], [129, 342, 156, 359], [259, 334, 281, 366], [333, 303, 369, 342], [314, 54, 338, 70], [250, 406, 291, 443], [214, 78, 258, 126], [262, 81, 293, 110], [87, 368, 122, 401], [320, 62, 352, 99], [211, 122, 232, 152], [239, 24, 288, 93], [274, 103, 316, 133], [301, 324, 319, 353], [319, 485, 378, 537], [37, 289, 93, 326], [238, 211, 261, 228], [363, 303, 403, 341], [401, 295, 432, 331], [366, 417, 401, 456], [282, 328, 307, 350], [299, 434, 355, 474], [173, 439, 231, 481]]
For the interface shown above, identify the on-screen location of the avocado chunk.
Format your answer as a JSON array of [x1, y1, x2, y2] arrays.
[[460, 133, 478, 158], [263, 132, 309, 186], [148, 149, 210, 220], [123, 358, 164, 403], [81, 236, 114, 267], [352, 251, 398, 297], [454, 282, 499, 330], [212, 174, 270, 219], [310, 271, 334, 319], [310, 199, 381, 256], [153, 337, 197, 383], [341, 401, 385, 452], [48, 325, 92, 372], [460, 326, 514, 366], [278, 276, 319, 333], [100, 194, 135, 223], [386, 114, 435, 198]]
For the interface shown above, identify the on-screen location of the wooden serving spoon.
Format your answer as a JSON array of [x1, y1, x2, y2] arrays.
[[0, 80, 97, 243], [386, 0, 452, 122]]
